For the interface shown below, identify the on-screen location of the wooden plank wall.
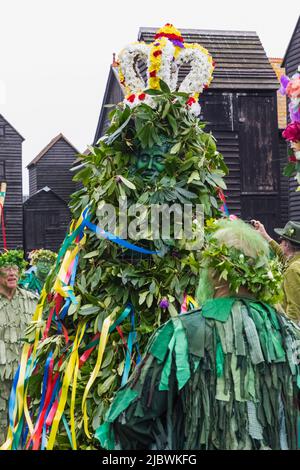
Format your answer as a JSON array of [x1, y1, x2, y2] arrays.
[[34, 138, 77, 202], [0, 115, 23, 249], [24, 190, 71, 253]]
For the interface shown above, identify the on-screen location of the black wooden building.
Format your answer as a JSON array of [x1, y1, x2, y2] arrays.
[[94, 28, 282, 236], [27, 133, 78, 202], [24, 133, 78, 253], [0, 114, 24, 249], [282, 16, 300, 220], [23, 187, 71, 253]]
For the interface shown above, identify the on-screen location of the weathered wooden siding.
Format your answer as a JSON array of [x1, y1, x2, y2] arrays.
[[29, 137, 78, 202], [93, 68, 123, 143], [279, 134, 289, 225], [29, 165, 37, 196], [0, 114, 24, 249], [23, 188, 71, 253]]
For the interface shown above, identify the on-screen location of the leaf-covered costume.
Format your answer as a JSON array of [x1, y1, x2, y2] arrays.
[[0, 288, 38, 444], [97, 297, 300, 450], [4, 26, 232, 450], [19, 271, 43, 295]]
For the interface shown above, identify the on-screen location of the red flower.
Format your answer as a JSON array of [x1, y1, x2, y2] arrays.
[[154, 32, 184, 42], [149, 70, 157, 78], [127, 94, 135, 103], [289, 154, 297, 163], [138, 93, 146, 101], [186, 97, 196, 106], [153, 50, 162, 58], [282, 122, 300, 143]]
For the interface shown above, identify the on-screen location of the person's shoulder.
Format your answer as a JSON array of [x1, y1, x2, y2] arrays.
[[16, 287, 39, 301], [285, 259, 300, 280]]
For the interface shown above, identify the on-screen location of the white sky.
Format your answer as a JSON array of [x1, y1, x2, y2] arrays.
[[0, 0, 299, 194]]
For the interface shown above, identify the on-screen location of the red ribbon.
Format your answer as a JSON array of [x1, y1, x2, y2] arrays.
[[0, 203, 7, 250]]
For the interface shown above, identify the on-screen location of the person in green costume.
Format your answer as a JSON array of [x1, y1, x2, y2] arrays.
[[252, 220, 300, 324], [19, 249, 57, 295], [0, 250, 38, 444], [97, 219, 300, 450]]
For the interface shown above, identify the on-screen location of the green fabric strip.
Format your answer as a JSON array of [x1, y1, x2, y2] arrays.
[[106, 388, 139, 422], [173, 318, 191, 389], [150, 320, 174, 363], [158, 335, 175, 391], [202, 297, 236, 322], [95, 422, 115, 450]]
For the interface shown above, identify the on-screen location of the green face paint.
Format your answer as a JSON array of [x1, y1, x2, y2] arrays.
[[135, 138, 170, 178], [36, 259, 52, 280]]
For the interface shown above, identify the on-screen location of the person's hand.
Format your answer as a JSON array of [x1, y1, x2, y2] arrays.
[[251, 220, 272, 242]]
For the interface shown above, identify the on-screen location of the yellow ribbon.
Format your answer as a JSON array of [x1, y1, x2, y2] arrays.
[[70, 324, 86, 450], [81, 314, 113, 439], [46, 322, 86, 450], [186, 295, 199, 309]]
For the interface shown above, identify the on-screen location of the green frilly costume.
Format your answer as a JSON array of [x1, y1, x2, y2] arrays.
[[97, 297, 300, 450], [0, 288, 38, 444]]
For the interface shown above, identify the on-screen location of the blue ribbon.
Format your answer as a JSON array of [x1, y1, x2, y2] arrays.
[[85, 219, 159, 255], [62, 413, 73, 449]]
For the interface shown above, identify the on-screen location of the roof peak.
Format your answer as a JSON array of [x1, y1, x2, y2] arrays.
[[27, 133, 79, 168]]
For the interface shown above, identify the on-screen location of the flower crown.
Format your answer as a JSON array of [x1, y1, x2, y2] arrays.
[[28, 249, 57, 265], [117, 24, 215, 114]]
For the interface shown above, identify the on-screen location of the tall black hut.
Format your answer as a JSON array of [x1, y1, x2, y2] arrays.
[[24, 133, 79, 254], [0, 114, 24, 249]]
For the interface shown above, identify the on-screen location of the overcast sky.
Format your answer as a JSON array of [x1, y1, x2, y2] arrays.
[[0, 0, 299, 194]]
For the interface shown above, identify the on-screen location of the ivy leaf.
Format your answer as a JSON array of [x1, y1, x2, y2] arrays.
[[83, 250, 100, 259], [162, 101, 171, 119], [170, 142, 182, 154], [175, 187, 198, 199], [97, 374, 116, 395], [146, 293, 154, 308], [206, 173, 227, 190], [283, 162, 296, 177], [139, 291, 148, 305], [144, 88, 163, 96], [105, 115, 131, 145], [78, 304, 100, 316], [118, 175, 136, 190], [188, 171, 200, 184], [168, 304, 178, 317], [167, 114, 178, 135], [159, 79, 171, 94]]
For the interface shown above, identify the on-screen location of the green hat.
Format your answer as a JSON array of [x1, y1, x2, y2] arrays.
[[274, 221, 300, 245]]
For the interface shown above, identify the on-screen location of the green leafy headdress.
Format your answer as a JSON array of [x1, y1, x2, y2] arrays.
[[28, 249, 57, 265], [196, 218, 283, 305], [0, 250, 27, 271]]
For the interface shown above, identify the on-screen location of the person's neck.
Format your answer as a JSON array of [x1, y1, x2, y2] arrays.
[[288, 249, 300, 259], [213, 282, 255, 300], [0, 285, 17, 301]]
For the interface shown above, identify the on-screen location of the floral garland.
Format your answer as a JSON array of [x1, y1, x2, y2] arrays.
[[117, 24, 215, 115], [201, 238, 283, 305], [280, 65, 300, 188], [28, 249, 57, 265]]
